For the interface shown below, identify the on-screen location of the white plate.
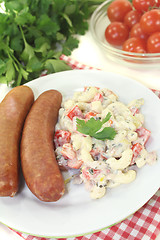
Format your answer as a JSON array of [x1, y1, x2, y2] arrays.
[[0, 70, 159, 238]]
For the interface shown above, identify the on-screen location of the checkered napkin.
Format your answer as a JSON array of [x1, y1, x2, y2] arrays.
[[11, 55, 160, 240]]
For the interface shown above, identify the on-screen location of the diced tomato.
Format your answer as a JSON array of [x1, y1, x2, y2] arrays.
[[82, 168, 90, 180], [90, 149, 102, 161], [85, 112, 97, 119], [90, 149, 108, 161], [61, 143, 76, 160], [136, 127, 151, 145], [84, 86, 100, 91], [131, 143, 143, 165], [67, 159, 83, 169], [82, 167, 101, 180], [132, 143, 143, 158], [54, 130, 71, 147], [92, 168, 101, 177], [129, 106, 140, 116], [66, 105, 84, 120], [92, 93, 103, 102], [136, 127, 151, 137], [61, 143, 82, 169]]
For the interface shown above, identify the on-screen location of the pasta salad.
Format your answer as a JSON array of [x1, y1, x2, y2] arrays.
[[54, 86, 157, 199]]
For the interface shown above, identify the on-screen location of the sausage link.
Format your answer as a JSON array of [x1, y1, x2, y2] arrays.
[[0, 86, 34, 197], [21, 90, 65, 202]]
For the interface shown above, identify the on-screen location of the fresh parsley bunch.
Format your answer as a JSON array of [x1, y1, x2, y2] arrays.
[[0, 0, 104, 87]]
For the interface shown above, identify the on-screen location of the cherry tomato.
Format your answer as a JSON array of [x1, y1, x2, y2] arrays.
[[122, 37, 147, 53], [140, 9, 160, 35], [107, 0, 132, 22], [105, 22, 129, 46], [147, 32, 160, 53], [132, 0, 156, 13], [156, 0, 160, 7], [124, 10, 141, 29], [130, 23, 148, 40]]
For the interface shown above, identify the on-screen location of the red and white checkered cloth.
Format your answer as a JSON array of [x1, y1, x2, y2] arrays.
[[11, 55, 160, 240]]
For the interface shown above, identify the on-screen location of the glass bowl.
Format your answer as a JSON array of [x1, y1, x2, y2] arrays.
[[90, 0, 160, 68]]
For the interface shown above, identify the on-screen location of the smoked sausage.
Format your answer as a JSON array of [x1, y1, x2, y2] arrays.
[[0, 86, 34, 197], [21, 90, 65, 202]]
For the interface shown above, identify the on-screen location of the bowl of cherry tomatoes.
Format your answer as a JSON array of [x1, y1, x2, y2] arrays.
[[90, 0, 160, 66]]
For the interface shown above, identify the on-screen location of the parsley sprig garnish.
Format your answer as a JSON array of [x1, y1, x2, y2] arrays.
[[76, 113, 116, 140]]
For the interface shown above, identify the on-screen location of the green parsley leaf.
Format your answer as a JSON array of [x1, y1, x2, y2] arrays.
[[21, 42, 35, 62], [76, 113, 116, 141], [26, 56, 43, 72], [61, 13, 73, 28], [6, 59, 15, 84], [93, 127, 117, 140], [45, 59, 71, 73], [10, 36, 23, 52], [0, 59, 7, 75], [5, 1, 23, 12], [20, 67, 29, 81], [15, 7, 36, 26], [102, 112, 111, 124], [37, 14, 60, 36], [64, 4, 76, 15], [62, 36, 79, 56], [76, 118, 91, 135]]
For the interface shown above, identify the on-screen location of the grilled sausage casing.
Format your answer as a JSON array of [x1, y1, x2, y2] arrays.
[[21, 90, 65, 202], [0, 86, 34, 197]]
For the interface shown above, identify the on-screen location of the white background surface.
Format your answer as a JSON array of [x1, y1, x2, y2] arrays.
[[0, 31, 160, 239]]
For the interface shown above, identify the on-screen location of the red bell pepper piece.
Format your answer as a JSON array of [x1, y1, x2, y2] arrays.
[[67, 105, 83, 120], [54, 130, 71, 147]]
